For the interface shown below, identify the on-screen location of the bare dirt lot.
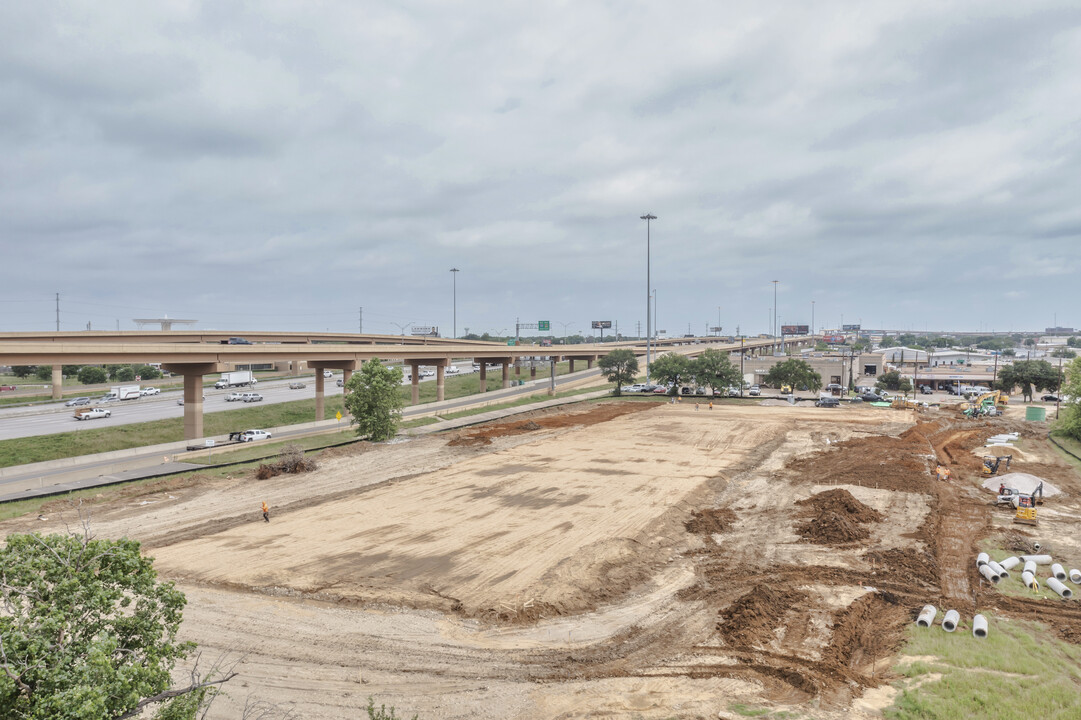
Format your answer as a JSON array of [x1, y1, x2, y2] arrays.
[[7, 400, 1081, 719]]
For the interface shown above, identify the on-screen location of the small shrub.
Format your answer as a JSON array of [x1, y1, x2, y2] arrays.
[[367, 697, 418, 720]]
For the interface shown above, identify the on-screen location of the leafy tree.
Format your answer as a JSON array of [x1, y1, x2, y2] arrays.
[[649, 352, 691, 394], [0, 531, 232, 719], [852, 340, 869, 353], [61, 365, 83, 377], [11, 366, 36, 378], [1002, 348, 1016, 357], [34, 366, 52, 381], [996, 359, 1060, 402], [114, 366, 136, 383], [77, 366, 108, 385], [1068, 336, 1079, 348], [1058, 357, 1081, 441], [875, 370, 904, 391], [1051, 347, 1077, 359], [763, 358, 822, 392], [132, 364, 162, 380], [1024, 338, 1036, 348], [693, 348, 742, 396], [343, 358, 405, 441], [814, 341, 829, 351], [598, 349, 639, 396], [879, 336, 896, 348]]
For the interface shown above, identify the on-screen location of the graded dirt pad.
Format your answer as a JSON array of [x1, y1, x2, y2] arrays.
[[7, 403, 1081, 718]]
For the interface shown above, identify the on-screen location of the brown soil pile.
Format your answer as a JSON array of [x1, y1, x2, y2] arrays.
[[785, 427, 935, 493], [718, 584, 808, 649], [864, 548, 939, 588], [795, 489, 881, 546], [684, 508, 731, 536], [447, 401, 654, 446], [820, 593, 907, 684]]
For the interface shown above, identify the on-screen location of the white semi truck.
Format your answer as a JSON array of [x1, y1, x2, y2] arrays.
[[214, 371, 257, 389]]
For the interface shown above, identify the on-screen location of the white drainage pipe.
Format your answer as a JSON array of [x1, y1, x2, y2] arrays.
[[1052, 564, 1067, 581], [973, 614, 988, 638], [979, 564, 1000, 584], [1000, 556, 1020, 571], [977, 552, 990, 567], [987, 560, 1009, 579], [1070, 569, 1081, 584], [916, 605, 937, 627], [1023, 560, 1037, 576], [1021, 571, 1039, 590], [1047, 578, 1073, 599], [1022, 554, 1053, 565], [942, 609, 959, 632]]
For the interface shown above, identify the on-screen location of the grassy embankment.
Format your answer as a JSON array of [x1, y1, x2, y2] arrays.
[[885, 615, 1081, 719]]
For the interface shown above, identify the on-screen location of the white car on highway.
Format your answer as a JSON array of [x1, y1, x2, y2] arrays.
[[140, 387, 161, 396], [75, 407, 111, 420], [226, 392, 245, 402], [239, 429, 272, 442]]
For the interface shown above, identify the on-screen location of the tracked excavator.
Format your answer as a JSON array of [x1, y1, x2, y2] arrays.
[[981, 455, 1013, 477], [962, 390, 1008, 418]]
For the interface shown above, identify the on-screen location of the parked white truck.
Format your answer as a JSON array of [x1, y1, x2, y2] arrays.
[[101, 385, 141, 401], [214, 371, 257, 389]]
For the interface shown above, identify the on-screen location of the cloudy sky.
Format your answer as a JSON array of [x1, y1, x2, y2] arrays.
[[2, 1, 1079, 338]]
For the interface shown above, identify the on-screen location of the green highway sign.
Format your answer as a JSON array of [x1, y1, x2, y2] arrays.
[[507, 339, 516, 346], [538, 320, 550, 331]]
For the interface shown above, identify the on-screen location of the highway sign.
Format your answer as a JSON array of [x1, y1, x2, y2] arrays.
[[507, 339, 516, 346], [335, 411, 342, 421], [538, 321, 550, 331]]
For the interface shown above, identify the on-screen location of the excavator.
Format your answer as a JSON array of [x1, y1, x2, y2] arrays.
[[981, 455, 1013, 477], [1014, 494, 1038, 526], [962, 390, 1009, 418]]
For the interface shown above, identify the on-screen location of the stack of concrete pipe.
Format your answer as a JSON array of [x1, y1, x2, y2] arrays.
[[914, 606, 987, 638], [982, 553, 1080, 599]]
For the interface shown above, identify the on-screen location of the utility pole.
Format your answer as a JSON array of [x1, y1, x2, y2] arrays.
[[811, 300, 815, 337], [450, 268, 460, 339], [359, 307, 363, 334], [640, 213, 657, 386], [772, 280, 779, 355], [55, 292, 60, 332]]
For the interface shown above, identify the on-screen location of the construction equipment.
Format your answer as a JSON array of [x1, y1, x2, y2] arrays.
[[962, 390, 1009, 418], [1013, 494, 1038, 526], [891, 396, 923, 410], [981, 455, 1013, 477]]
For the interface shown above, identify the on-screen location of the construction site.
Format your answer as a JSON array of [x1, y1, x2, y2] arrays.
[[4, 397, 1081, 719]]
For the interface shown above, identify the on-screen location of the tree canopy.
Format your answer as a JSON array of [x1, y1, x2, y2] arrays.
[[343, 358, 405, 441], [693, 348, 741, 395], [1051, 347, 1077, 359], [649, 353, 692, 394], [0, 531, 230, 719], [763, 359, 823, 392], [875, 370, 912, 395], [598, 349, 638, 396], [77, 366, 108, 385], [995, 359, 1060, 402], [1058, 357, 1081, 441]]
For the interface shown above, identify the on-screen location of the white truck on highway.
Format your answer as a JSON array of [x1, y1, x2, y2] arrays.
[[214, 371, 257, 389], [101, 385, 141, 401]]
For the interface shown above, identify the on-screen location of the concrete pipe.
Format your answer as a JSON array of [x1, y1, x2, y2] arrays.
[[1023, 560, 1037, 576], [1047, 578, 1073, 599], [977, 552, 990, 567], [979, 564, 1000, 584], [1000, 556, 1020, 571], [972, 614, 988, 639], [942, 609, 960, 632], [1070, 569, 1081, 584], [1052, 564, 1067, 581], [987, 560, 1009, 579], [1021, 571, 1039, 590], [1021, 554, 1053, 565], [917, 605, 937, 628]]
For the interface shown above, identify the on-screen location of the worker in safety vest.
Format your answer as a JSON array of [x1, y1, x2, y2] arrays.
[[262, 501, 270, 523]]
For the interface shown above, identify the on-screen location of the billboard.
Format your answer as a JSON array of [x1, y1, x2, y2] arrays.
[[781, 325, 809, 335], [842, 324, 861, 332], [591, 320, 612, 329], [410, 326, 439, 336]]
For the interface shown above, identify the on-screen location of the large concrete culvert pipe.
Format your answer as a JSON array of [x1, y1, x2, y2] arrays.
[[1023, 560, 1038, 576], [987, 560, 1009, 579], [973, 614, 988, 638], [1052, 564, 1067, 581], [942, 609, 960, 632], [977, 552, 990, 567], [1070, 569, 1081, 584], [1022, 554, 1053, 565], [1022, 571, 1040, 590], [1000, 556, 1020, 571], [979, 564, 1001, 584], [1047, 578, 1073, 599], [917, 605, 937, 627]]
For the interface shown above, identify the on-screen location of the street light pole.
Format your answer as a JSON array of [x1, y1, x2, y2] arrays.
[[449, 268, 460, 339], [811, 300, 815, 338], [772, 280, 779, 355], [641, 213, 657, 386]]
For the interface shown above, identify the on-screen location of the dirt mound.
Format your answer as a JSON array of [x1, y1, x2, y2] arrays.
[[821, 593, 907, 684], [447, 401, 654, 446], [718, 584, 808, 649], [517, 421, 543, 431], [797, 509, 870, 545], [796, 488, 883, 523], [786, 427, 935, 493], [684, 508, 731, 536], [864, 548, 939, 588], [982, 472, 1061, 497]]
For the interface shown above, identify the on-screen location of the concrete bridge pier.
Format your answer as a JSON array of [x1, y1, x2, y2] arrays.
[[478, 363, 487, 392], [410, 362, 420, 405], [161, 362, 225, 440], [502, 361, 510, 389], [52, 365, 62, 400], [308, 360, 358, 420], [342, 368, 353, 393]]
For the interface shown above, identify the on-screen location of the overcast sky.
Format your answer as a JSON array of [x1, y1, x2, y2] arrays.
[[2, 1, 1079, 338]]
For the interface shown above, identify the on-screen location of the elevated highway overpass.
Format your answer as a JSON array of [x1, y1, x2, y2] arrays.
[[0, 332, 813, 439]]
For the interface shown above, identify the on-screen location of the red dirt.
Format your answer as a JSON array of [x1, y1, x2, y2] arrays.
[[446, 401, 655, 446], [717, 584, 810, 649], [684, 508, 731, 536]]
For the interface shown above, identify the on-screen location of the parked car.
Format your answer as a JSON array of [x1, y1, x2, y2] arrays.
[[919, 385, 933, 395], [859, 392, 886, 402], [241, 392, 263, 403], [288, 381, 307, 390], [140, 387, 161, 396], [680, 386, 694, 395], [726, 387, 740, 397], [75, 407, 111, 420], [336, 378, 344, 387], [780, 384, 793, 394], [239, 429, 272, 442], [65, 397, 91, 406], [748, 385, 760, 396], [695, 387, 706, 395], [825, 383, 843, 394], [653, 385, 669, 394], [815, 397, 840, 408], [1042, 394, 1061, 402]]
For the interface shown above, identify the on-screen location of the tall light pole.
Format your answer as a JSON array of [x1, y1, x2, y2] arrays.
[[717, 306, 721, 336], [811, 300, 815, 338], [772, 280, 779, 355], [641, 213, 657, 386], [449, 268, 460, 339], [558, 321, 575, 344]]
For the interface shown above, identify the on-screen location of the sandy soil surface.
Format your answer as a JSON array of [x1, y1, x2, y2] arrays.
[[7, 401, 1081, 719]]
